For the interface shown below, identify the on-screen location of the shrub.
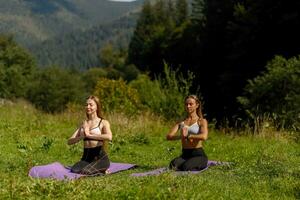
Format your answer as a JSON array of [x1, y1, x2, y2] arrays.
[[28, 66, 86, 113], [129, 74, 166, 114], [237, 55, 300, 131], [130, 63, 195, 119], [93, 78, 142, 115], [0, 35, 37, 99]]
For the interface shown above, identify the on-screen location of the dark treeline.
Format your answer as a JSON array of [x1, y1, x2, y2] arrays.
[[127, 0, 300, 126]]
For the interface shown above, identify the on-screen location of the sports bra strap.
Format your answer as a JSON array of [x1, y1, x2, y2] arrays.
[[98, 118, 103, 127]]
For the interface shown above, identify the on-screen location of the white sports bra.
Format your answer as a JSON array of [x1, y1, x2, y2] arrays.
[[82, 119, 103, 141], [179, 121, 200, 134]]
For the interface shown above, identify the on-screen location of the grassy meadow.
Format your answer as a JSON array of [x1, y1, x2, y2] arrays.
[[0, 99, 299, 199]]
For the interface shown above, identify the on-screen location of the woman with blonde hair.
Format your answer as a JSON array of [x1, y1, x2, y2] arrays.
[[166, 95, 208, 171]]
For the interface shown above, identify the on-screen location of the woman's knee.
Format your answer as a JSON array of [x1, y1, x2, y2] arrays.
[[71, 160, 89, 173], [181, 158, 208, 171], [169, 157, 185, 170]]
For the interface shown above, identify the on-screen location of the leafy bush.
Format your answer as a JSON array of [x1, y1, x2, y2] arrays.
[[92, 64, 195, 119], [28, 66, 86, 113], [0, 35, 37, 98], [93, 78, 142, 115], [130, 63, 195, 119], [129, 74, 165, 113], [238, 55, 300, 131]]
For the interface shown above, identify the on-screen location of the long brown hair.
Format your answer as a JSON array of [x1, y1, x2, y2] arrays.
[[185, 95, 203, 120], [86, 95, 103, 119]]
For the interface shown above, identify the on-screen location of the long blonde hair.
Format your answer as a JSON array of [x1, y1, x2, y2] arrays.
[[185, 95, 203, 120]]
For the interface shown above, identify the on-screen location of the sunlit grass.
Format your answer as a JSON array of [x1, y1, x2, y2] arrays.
[[0, 100, 299, 199]]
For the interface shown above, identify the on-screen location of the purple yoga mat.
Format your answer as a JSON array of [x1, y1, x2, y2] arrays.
[[130, 160, 228, 177], [29, 162, 136, 180]]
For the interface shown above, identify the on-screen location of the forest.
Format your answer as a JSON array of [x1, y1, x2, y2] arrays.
[[1, 0, 299, 132]]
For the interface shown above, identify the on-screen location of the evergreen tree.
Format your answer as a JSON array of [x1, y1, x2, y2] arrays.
[[128, 0, 156, 71], [128, 0, 176, 75], [127, 0, 300, 125], [222, 0, 300, 123]]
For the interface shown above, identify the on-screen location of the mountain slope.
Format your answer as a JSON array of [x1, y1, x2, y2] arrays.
[[0, 0, 144, 46], [29, 12, 139, 69]]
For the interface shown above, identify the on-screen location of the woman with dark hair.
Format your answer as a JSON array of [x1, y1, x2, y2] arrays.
[[67, 95, 112, 175], [166, 95, 208, 171]]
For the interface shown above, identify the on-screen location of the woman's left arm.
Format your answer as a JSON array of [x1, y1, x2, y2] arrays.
[[84, 120, 113, 141], [188, 119, 208, 141]]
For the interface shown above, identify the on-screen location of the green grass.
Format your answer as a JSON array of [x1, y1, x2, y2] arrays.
[[0, 100, 299, 199]]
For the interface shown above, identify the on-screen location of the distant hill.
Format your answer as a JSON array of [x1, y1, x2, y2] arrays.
[[0, 0, 144, 47], [29, 12, 139, 69]]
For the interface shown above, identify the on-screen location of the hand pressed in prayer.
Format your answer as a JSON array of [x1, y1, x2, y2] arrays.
[[83, 120, 90, 137], [182, 126, 188, 139]]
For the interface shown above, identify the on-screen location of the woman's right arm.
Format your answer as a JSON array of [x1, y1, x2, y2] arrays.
[[166, 123, 181, 140], [67, 128, 84, 145]]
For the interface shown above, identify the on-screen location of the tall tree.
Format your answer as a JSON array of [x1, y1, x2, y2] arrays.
[[127, 0, 156, 71], [128, 0, 176, 75], [128, 0, 300, 125], [222, 0, 300, 123], [191, 0, 235, 122]]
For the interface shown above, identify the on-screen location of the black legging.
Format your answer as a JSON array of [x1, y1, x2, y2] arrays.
[[169, 148, 208, 171], [71, 146, 110, 175]]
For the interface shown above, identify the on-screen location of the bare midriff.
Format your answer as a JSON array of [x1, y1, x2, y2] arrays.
[[181, 138, 203, 149], [84, 140, 103, 148]]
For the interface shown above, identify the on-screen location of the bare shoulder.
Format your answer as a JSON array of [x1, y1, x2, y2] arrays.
[[102, 119, 110, 126], [199, 118, 208, 126]]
